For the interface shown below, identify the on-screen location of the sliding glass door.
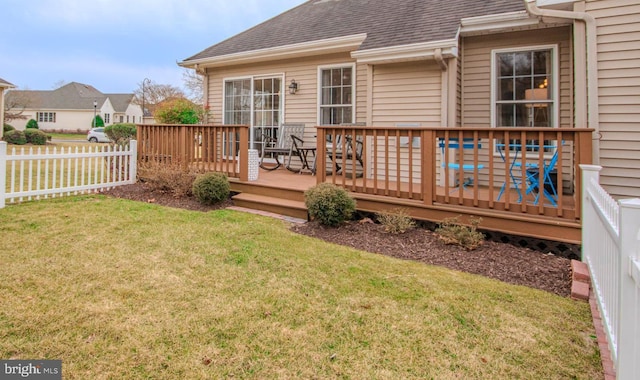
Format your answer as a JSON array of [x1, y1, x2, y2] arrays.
[[224, 76, 282, 153]]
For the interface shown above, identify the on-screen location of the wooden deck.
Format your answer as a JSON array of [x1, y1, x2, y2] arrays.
[[230, 167, 581, 244], [137, 124, 592, 245]]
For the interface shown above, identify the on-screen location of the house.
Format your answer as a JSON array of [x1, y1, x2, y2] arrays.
[[0, 77, 15, 138], [179, 0, 639, 200], [5, 82, 143, 132]]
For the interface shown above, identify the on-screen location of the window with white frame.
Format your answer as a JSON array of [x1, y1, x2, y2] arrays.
[[104, 113, 110, 124], [493, 46, 557, 151], [37, 112, 56, 123], [319, 65, 353, 125]]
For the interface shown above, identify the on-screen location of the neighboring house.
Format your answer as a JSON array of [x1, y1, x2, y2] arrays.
[[179, 0, 640, 199], [5, 82, 143, 132], [1, 77, 15, 138]]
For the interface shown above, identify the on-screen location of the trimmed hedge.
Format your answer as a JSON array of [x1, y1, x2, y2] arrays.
[[192, 173, 230, 205], [104, 123, 137, 145], [304, 183, 356, 226], [26, 119, 39, 129], [2, 130, 27, 145], [24, 129, 49, 145]]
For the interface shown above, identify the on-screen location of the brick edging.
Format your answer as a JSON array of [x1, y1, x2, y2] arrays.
[[571, 259, 616, 380]]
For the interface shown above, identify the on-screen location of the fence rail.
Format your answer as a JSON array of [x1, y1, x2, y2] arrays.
[[1, 140, 137, 208], [581, 164, 640, 379]]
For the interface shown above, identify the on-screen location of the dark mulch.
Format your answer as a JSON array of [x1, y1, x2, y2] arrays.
[[102, 183, 572, 297]]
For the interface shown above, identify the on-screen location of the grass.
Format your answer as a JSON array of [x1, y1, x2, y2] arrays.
[[47, 132, 87, 140], [0, 196, 602, 379]]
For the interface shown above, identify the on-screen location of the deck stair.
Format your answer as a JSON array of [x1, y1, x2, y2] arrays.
[[230, 179, 309, 220]]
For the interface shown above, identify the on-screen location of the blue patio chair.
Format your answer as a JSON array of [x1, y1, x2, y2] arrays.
[[439, 138, 485, 190]]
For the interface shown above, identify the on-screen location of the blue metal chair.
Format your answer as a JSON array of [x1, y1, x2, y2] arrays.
[[439, 138, 484, 190]]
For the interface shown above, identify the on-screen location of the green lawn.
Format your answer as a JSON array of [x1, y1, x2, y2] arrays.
[[0, 196, 602, 379]]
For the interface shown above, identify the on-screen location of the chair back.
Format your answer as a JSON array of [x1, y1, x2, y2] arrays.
[[439, 138, 481, 150], [276, 123, 306, 150]]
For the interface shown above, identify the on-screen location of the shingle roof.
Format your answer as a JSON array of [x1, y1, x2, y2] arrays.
[[184, 0, 525, 62], [0, 77, 14, 88], [6, 82, 134, 111]]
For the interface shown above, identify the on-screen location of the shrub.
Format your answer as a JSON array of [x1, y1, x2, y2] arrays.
[[2, 130, 27, 145], [92, 115, 105, 128], [26, 119, 39, 129], [192, 172, 230, 205], [3, 123, 15, 133], [304, 183, 356, 226], [105, 123, 137, 146], [376, 208, 416, 234], [155, 98, 204, 124], [24, 129, 49, 145], [138, 160, 197, 198], [435, 216, 485, 251]]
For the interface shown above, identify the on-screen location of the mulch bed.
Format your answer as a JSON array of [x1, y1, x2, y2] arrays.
[[102, 183, 572, 297]]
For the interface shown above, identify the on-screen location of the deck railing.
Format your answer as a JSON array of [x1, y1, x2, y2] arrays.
[[137, 124, 250, 181], [316, 126, 593, 224], [581, 165, 640, 379]]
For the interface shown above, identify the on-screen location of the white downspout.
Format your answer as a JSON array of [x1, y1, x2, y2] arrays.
[[523, 0, 600, 164]]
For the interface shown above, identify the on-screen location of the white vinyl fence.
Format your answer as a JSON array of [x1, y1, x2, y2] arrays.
[[1, 140, 137, 208], [581, 164, 640, 380]]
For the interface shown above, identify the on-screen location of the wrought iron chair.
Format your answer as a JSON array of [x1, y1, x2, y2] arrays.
[[259, 123, 306, 172]]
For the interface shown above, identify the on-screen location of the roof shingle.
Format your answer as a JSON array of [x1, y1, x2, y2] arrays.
[[184, 0, 524, 62]]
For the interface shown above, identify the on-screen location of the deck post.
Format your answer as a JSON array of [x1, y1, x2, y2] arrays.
[[316, 126, 326, 185], [239, 126, 249, 182], [422, 130, 434, 205]]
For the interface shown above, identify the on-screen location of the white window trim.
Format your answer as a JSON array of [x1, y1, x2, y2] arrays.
[[317, 62, 356, 125], [490, 44, 559, 129]]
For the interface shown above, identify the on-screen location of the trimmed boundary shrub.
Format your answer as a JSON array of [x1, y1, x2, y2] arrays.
[[2, 130, 27, 145], [24, 129, 49, 145]]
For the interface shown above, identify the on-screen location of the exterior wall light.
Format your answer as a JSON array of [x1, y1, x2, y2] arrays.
[[288, 79, 298, 95]]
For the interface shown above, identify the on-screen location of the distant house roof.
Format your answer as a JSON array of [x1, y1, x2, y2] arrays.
[[0, 77, 15, 88], [182, 0, 525, 64], [6, 82, 134, 112]]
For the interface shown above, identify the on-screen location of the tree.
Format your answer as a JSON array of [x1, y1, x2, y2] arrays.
[[154, 98, 204, 124], [52, 80, 67, 89], [182, 69, 204, 105], [4, 90, 32, 122], [133, 79, 185, 118], [92, 115, 105, 128]]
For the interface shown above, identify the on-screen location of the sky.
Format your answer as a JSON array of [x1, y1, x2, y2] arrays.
[[1, 0, 307, 94]]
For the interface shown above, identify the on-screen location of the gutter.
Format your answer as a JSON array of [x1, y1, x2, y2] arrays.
[[523, 0, 600, 164]]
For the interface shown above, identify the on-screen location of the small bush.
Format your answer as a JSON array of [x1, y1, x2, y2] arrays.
[[304, 183, 356, 226], [24, 129, 49, 145], [2, 130, 27, 145], [435, 216, 485, 251], [3, 124, 15, 133], [92, 115, 105, 128], [26, 119, 39, 129], [138, 160, 197, 198], [192, 172, 230, 205], [105, 123, 137, 146], [376, 208, 416, 234]]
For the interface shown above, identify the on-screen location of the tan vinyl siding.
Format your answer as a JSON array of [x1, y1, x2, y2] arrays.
[[204, 52, 367, 143], [461, 27, 573, 189], [587, 0, 640, 197], [369, 61, 442, 182]]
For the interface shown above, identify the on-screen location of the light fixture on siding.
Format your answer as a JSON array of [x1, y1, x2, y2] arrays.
[[288, 79, 298, 95]]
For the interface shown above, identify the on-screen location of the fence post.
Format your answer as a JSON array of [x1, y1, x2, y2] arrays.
[[129, 140, 138, 185], [580, 164, 602, 262], [0, 141, 6, 208], [616, 198, 640, 379]]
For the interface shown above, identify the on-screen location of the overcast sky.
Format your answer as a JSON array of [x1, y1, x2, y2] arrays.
[[1, 0, 306, 93]]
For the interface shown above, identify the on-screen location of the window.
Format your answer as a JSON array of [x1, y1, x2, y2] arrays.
[[224, 79, 252, 125], [104, 113, 110, 124], [319, 65, 354, 125], [37, 112, 56, 123], [493, 46, 557, 152], [494, 46, 556, 128], [119, 115, 124, 123]]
